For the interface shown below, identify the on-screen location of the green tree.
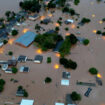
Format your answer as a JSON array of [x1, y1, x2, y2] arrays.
[[12, 67, 18, 74], [89, 67, 98, 75], [12, 30, 18, 36], [47, 57, 51, 63], [45, 77, 52, 83], [8, 51, 13, 56], [83, 39, 90, 45], [71, 91, 81, 101]]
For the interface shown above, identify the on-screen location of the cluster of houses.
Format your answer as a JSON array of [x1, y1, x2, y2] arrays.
[[0, 55, 43, 73]]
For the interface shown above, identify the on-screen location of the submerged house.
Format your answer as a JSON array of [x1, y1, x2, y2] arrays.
[[15, 31, 37, 47], [62, 72, 71, 79], [8, 60, 17, 66], [19, 66, 29, 72], [29, 14, 40, 21], [20, 99, 34, 105], [17, 55, 27, 62], [53, 40, 64, 53], [34, 55, 43, 63]]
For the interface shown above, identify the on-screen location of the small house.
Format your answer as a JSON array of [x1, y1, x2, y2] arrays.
[[19, 66, 29, 72], [17, 55, 27, 62], [16, 89, 24, 97], [62, 72, 71, 79], [42, 18, 51, 24], [8, 60, 17, 66], [29, 14, 39, 21], [0, 41, 4, 47], [5, 68, 12, 73], [34, 55, 43, 63], [20, 99, 34, 105], [61, 79, 69, 86]]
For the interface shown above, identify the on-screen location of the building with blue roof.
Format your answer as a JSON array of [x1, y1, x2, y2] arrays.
[[15, 31, 37, 47]]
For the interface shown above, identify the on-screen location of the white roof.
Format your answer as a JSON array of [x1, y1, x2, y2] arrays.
[[67, 19, 74, 23], [55, 102, 65, 105], [20, 99, 34, 105], [0, 42, 3, 47], [61, 79, 69, 86]]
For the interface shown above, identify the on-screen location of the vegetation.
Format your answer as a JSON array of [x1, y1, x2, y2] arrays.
[[11, 30, 18, 36], [3, 40, 8, 45], [62, 7, 76, 16], [59, 38, 71, 57], [8, 51, 13, 56], [65, 27, 69, 31], [89, 67, 98, 75], [12, 67, 18, 74], [47, 57, 52, 63], [71, 91, 81, 101], [96, 30, 102, 35], [35, 24, 41, 31], [83, 39, 90, 45], [19, 0, 41, 13], [102, 32, 105, 36], [81, 18, 91, 24], [59, 58, 77, 70], [47, 0, 56, 9], [55, 27, 60, 32], [45, 77, 52, 83], [74, 0, 80, 5], [0, 79, 5, 92], [34, 33, 63, 51], [102, 18, 105, 22]]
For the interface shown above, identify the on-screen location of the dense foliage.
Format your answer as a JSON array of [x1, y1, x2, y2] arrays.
[[45, 77, 52, 83], [74, 0, 80, 5], [81, 18, 91, 24], [59, 58, 77, 70], [12, 30, 18, 36], [19, 0, 41, 13], [83, 39, 90, 45], [12, 67, 18, 74], [89, 67, 98, 75], [0, 79, 5, 92], [71, 91, 81, 101], [34, 33, 63, 51]]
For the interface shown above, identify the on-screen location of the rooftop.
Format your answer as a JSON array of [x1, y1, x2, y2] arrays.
[[20, 99, 34, 105], [15, 31, 37, 47]]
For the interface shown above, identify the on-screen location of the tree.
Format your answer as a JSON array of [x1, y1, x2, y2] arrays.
[[68, 59, 77, 70], [5, 11, 11, 17], [55, 27, 59, 32], [12, 67, 18, 74], [8, 51, 13, 56], [71, 91, 81, 101], [66, 34, 78, 45], [96, 30, 102, 34], [12, 30, 18, 36], [45, 77, 52, 83], [59, 58, 68, 65], [24, 89, 28, 97], [0, 79, 5, 86], [0, 85, 4, 92], [83, 39, 90, 45], [3, 40, 8, 45], [47, 57, 51, 63], [89, 67, 98, 75], [74, 0, 80, 5], [102, 32, 105, 36], [81, 18, 91, 24]]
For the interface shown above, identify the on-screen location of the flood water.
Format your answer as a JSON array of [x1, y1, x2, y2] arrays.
[[0, 0, 22, 17]]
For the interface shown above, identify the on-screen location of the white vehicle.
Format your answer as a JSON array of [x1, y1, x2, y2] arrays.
[[65, 19, 74, 24], [2, 64, 8, 71]]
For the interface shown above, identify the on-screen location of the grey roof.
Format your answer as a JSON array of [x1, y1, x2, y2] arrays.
[[23, 67, 29, 72], [8, 60, 17, 66], [66, 94, 73, 104], [46, 30, 55, 34], [53, 40, 64, 52], [15, 31, 37, 47], [29, 14, 39, 18], [42, 18, 51, 24], [62, 72, 70, 79], [34, 55, 43, 62], [17, 55, 27, 62]]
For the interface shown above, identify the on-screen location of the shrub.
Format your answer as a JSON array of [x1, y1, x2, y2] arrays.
[[71, 91, 81, 101], [83, 39, 90, 45], [45, 77, 52, 83], [24, 89, 28, 97], [55, 27, 59, 32], [89, 67, 98, 75], [96, 30, 102, 34], [81, 18, 91, 24], [0, 79, 5, 85], [0, 85, 4, 92], [3, 40, 8, 45], [47, 57, 51, 63], [12, 67, 18, 74], [102, 18, 105, 22], [12, 30, 18, 36], [65, 27, 69, 31], [8, 51, 13, 56], [74, 0, 80, 5]]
